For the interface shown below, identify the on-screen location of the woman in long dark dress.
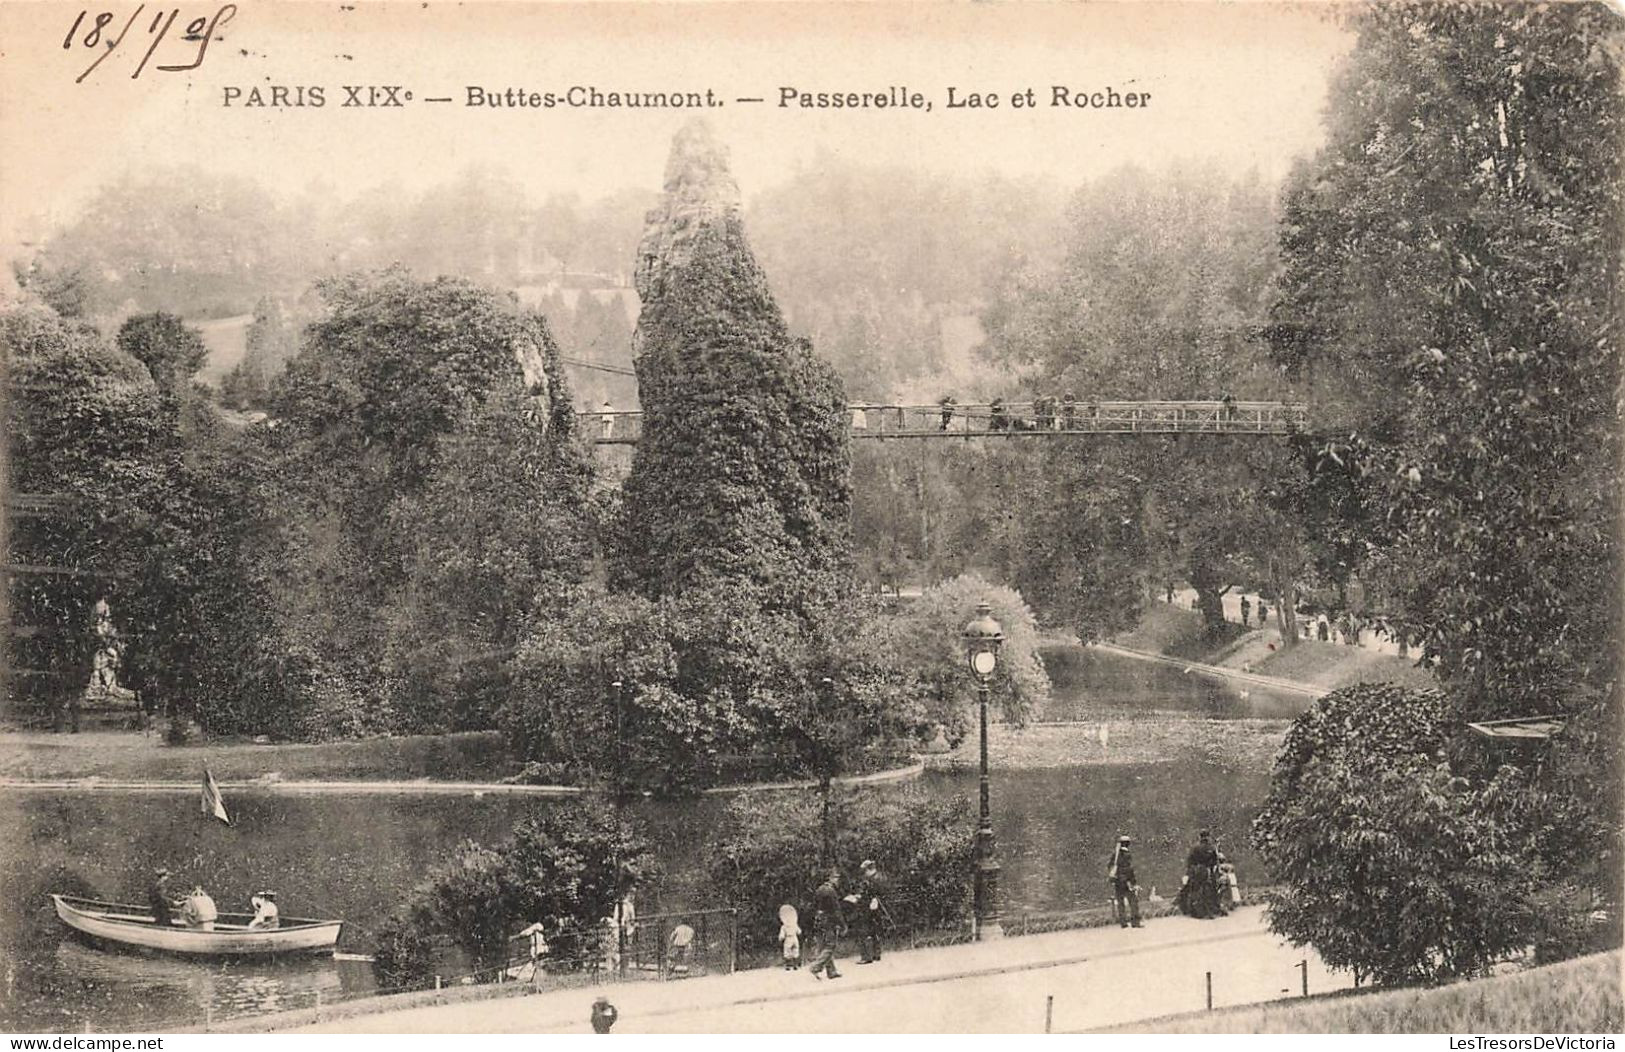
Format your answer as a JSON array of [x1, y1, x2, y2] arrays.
[[1178, 830, 1223, 919]]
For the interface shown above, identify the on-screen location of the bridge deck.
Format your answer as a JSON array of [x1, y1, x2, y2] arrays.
[[583, 400, 1306, 445]]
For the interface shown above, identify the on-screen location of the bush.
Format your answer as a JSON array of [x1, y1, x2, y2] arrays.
[[706, 788, 974, 957], [370, 799, 658, 985], [1253, 683, 1541, 985], [370, 906, 439, 991]]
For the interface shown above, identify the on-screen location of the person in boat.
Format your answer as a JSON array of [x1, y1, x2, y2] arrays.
[[1177, 831, 1223, 919], [181, 885, 219, 932], [248, 890, 280, 929], [148, 867, 179, 926]]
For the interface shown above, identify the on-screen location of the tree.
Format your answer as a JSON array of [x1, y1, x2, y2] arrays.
[[871, 573, 1051, 743], [1266, 2, 1623, 912], [115, 312, 208, 390], [2, 305, 169, 722], [610, 120, 853, 623], [1268, 2, 1621, 715], [1252, 683, 1548, 985], [980, 164, 1306, 640], [264, 268, 593, 736]]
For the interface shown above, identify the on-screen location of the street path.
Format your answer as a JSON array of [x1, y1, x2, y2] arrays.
[[287, 906, 1349, 1034]]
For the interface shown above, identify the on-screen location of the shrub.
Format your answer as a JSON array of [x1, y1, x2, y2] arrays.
[[370, 799, 658, 986], [370, 906, 438, 991], [706, 788, 974, 956], [1253, 683, 1542, 985]]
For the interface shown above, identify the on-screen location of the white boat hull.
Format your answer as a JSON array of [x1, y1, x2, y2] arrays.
[[52, 895, 342, 957]]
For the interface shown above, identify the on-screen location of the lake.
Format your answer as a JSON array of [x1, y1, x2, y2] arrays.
[[0, 645, 1296, 1033]]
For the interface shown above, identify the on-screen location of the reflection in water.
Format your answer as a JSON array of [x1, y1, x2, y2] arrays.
[[1039, 645, 1311, 721], [1, 644, 1283, 1032]]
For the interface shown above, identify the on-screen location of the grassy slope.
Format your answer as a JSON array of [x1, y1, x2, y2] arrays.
[[1111, 603, 1438, 693], [1251, 639, 1439, 693], [0, 729, 516, 782], [1106, 950, 1622, 1034]]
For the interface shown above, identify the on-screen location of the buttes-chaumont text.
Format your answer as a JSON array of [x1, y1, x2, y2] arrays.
[[221, 84, 1152, 111]]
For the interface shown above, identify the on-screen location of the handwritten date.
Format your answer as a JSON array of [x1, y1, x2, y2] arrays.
[[63, 4, 236, 83]]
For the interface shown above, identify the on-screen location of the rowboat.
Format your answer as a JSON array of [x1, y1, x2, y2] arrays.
[[51, 894, 343, 957]]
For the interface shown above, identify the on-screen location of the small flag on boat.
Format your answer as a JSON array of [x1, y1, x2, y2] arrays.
[[202, 767, 231, 826]]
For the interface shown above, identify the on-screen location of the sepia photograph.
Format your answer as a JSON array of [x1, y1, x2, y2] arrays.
[[0, 0, 1620, 1037]]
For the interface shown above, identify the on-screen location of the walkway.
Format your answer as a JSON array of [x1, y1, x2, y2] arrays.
[[282, 907, 1348, 1034]]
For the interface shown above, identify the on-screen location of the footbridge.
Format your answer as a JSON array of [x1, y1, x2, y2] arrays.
[[580, 400, 1308, 445]]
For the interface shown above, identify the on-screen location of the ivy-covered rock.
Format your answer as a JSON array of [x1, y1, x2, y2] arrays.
[[611, 120, 852, 620]]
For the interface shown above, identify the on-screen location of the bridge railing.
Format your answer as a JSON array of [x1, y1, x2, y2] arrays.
[[581, 401, 1307, 443]]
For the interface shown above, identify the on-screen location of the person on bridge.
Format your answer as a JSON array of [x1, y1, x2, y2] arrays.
[[598, 400, 615, 439], [806, 870, 845, 980], [938, 395, 957, 431], [1033, 396, 1056, 431], [1109, 835, 1142, 929], [989, 398, 1010, 432], [1061, 392, 1079, 430]]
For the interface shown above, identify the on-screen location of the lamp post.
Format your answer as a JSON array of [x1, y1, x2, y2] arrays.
[[962, 601, 1005, 940], [610, 678, 627, 976]]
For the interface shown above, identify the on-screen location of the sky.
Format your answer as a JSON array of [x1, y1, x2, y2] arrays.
[[0, 1, 1352, 254]]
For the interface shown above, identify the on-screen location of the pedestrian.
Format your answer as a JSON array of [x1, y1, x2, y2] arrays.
[[988, 398, 1009, 433], [598, 400, 615, 440], [667, 921, 695, 978], [589, 995, 618, 1034], [1061, 392, 1079, 430], [1239, 596, 1251, 627], [147, 867, 177, 927], [1317, 615, 1330, 642], [1034, 396, 1055, 431], [855, 859, 887, 964], [1166, 582, 1175, 605], [806, 869, 845, 980], [777, 904, 801, 970], [938, 395, 957, 431], [248, 890, 279, 930], [517, 921, 549, 985], [1257, 601, 1268, 627], [1108, 835, 1142, 929], [1177, 831, 1223, 919]]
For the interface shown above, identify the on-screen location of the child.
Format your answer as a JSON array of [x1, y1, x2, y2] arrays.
[[778, 904, 801, 969], [589, 995, 618, 1034]]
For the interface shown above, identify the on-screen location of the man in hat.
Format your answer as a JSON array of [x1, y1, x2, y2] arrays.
[[1109, 835, 1142, 929], [806, 869, 845, 980], [854, 859, 888, 964], [147, 867, 177, 927], [248, 890, 280, 930]]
